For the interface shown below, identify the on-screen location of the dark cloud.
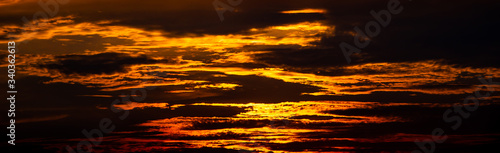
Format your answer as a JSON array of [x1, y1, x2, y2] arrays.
[[37, 52, 166, 75], [253, 0, 500, 67], [253, 46, 355, 68], [18, 34, 135, 54]]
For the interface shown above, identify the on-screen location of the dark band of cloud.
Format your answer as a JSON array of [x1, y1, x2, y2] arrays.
[[37, 52, 166, 75]]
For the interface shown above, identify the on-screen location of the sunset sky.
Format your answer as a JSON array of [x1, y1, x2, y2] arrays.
[[1, 0, 499, 152]]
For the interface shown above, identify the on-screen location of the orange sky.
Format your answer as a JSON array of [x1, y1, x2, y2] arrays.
[[1, 0, 499, 152]]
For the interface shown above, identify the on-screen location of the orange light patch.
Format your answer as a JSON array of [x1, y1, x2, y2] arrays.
[[193, 83, 241, 90], [281, 9, 327, 14], [113, 102, 170, 110]]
